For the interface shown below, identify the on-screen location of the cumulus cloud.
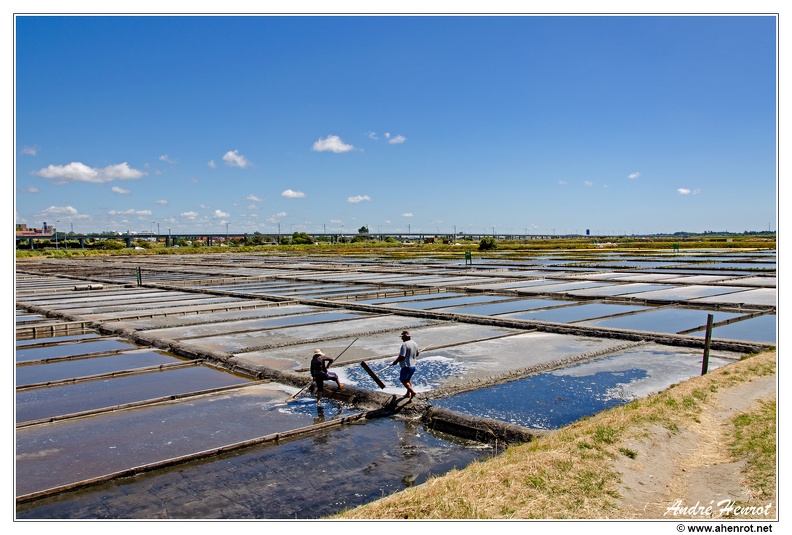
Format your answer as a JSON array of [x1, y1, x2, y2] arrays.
[[628, 172, 640, 179], [181, 211, 199, 219], [584, 181, 594, 187], [247, 194, 263, 202], [347, 195, 371, 203], [266, 212, 287, 223], [282, 189, 305, 199], [21, 146, 38, 156], [33, 161, 146, 184], [385, 133, 406, 144], [37, 205, 87, 218], [111, 186, 130, 195], [222, 150, 251, 168], [159, 154, 176, 164], [154, 199, 168, 205], [108, 208, 152, 216], [208, 160, 217, 169], [312, 135, 354, 153], [401, 212, 414, 218], [677, 188, 701, 195], [101, 163, 147, 180], [367, 131, 378, 140], [213, 209, 230, 219], [25, 186, 39, 193]]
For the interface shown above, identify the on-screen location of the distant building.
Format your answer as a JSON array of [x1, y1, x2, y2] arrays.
[[16, 223, 55, 237]]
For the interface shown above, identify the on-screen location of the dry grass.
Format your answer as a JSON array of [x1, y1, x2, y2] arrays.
[[336, 350, 776, 519]]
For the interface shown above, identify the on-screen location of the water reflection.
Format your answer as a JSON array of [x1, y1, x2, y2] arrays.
[[17, 418, 491, 519], [434, 368, 648, 429]]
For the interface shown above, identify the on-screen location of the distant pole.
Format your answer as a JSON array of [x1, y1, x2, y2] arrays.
[[701, 314, 714, 375]]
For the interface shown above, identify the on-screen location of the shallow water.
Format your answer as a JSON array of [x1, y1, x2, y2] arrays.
[[434, 346, 732, 429], [579, 307, 743, 334], [16, 338, 139, 363], [16, 364, 250, 423], [16, 416, 492, 519], [15, 349, 180, 386], [689, 314, 776, 344]]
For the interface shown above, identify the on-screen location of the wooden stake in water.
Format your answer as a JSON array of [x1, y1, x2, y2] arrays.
[[701, 313, 714, 375]]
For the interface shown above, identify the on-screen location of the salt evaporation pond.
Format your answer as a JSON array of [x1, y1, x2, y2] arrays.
[[691, 314, 776, 344], [433, 345, 736, 429], [17, 409, 492, 519]]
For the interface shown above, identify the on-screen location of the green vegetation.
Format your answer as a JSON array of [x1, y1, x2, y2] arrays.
[[336, 350, 776, 519], [15, 234, 776, 260], [478, 237, 498, 250], [729, 398, 777, 502]]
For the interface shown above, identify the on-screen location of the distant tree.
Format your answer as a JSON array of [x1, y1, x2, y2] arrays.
[[103, 239, 125, 250], [291, 232, 315, 245], [478, 237, 498, 251], [358, 226, 369, 234]]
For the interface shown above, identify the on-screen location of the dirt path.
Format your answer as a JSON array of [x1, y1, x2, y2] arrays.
[[612, 369, 777, 520]]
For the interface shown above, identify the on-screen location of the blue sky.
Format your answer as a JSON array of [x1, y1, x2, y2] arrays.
[[13, 13, 778, 237]]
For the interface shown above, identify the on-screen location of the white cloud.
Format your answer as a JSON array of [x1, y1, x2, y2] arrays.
[[247, 194, 263, 202], [100, 163, 147, 180], [385, 133, 406, 144], [367, 131, 378, 140], [33, 161, 146, 184], [181, 211, 199, 219], [111, 186, 130, 195], [266, 211, 287, 223], [584, 181, 594, 187], [21, 146, 38, 156], [628, 172, 640, 179], [677, 188, 701, 195], [401, 212, 414, 218], [558, 180, 568, 185], [37, 205, 86, 218], [108, 208, 152, 216], [159, 154, 176, 164], [213, 209, 230, 218], [222, 150, 251, 168], [312, 135, 354, 153], [154, 199, 168, 205], [25, 186, 39, 193], [282, 189, 306, 199], [347, 195, 371, 203], [208, 160, 217, 169]]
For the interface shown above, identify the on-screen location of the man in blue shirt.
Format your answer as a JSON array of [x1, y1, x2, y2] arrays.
[[391, 330, 420, 399]]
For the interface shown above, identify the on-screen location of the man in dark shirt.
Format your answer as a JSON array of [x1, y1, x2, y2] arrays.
[[310, 349, 344, 404]]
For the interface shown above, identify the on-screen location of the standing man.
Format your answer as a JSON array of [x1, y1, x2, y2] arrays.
[[310, 349, 344, 404], [391, 330, 419, 399]]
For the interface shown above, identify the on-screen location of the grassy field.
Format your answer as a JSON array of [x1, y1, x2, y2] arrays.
[[335, 350, 777, 520], [15, 234, 776, 260]]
